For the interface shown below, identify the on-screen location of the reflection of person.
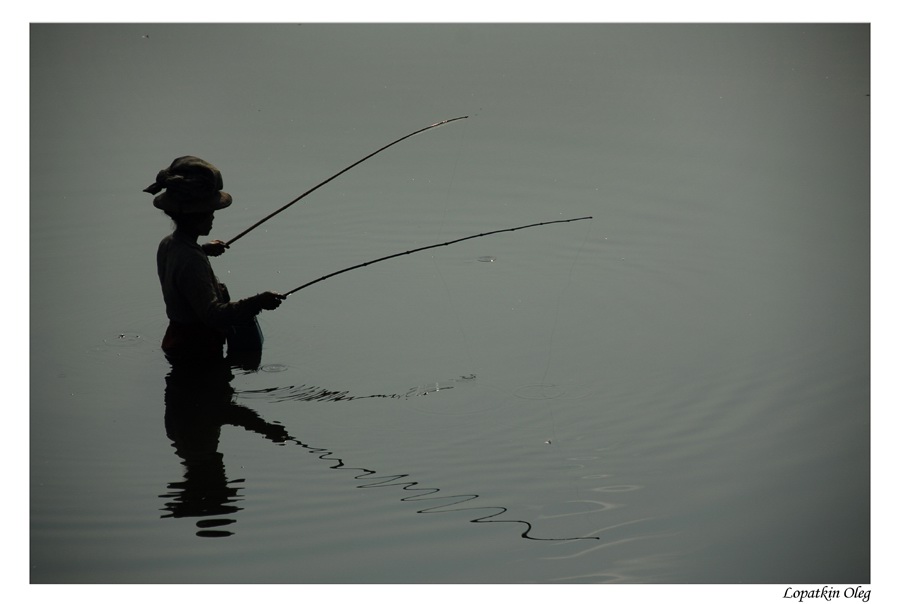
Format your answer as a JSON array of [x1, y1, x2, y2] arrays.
[[161, 360, 293, 537], [145, 156, 285, 366]]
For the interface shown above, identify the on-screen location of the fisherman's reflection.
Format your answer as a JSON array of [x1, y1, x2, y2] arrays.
[[160, 356, 292, 538]]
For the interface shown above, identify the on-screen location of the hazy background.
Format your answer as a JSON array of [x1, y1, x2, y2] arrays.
[[26, 19, 878, 593]]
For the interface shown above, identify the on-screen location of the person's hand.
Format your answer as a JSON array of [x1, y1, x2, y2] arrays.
[[203, 240, 229, 257], [257, 291, 287, 311]]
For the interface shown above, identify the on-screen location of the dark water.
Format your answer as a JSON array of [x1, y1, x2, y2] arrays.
[[30, 24, 870, 587]]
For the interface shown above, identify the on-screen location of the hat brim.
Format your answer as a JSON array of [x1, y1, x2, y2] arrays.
[[153, 191, 233, 213]]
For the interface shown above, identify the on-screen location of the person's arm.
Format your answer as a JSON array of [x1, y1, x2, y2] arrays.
[[201, 240, 229, 257], [176, 254, 284, 327]]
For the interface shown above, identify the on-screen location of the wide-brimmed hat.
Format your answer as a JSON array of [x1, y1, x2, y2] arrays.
[[144, 156, 233, 213]]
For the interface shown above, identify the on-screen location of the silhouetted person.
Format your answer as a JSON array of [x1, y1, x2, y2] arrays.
[[146, 156, 293, 537], [144, 156, 285, 367]]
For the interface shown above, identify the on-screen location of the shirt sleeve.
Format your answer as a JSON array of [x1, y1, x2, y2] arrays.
[[174, 250, 261, 327]]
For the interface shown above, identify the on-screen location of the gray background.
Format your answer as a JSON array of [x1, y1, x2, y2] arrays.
[[30, 23, 869, 584]]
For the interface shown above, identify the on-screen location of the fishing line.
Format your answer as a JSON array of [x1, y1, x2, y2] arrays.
[[534, 216, 598, 539], [540, 216, 594, 388], [426, 119, 480, 376]]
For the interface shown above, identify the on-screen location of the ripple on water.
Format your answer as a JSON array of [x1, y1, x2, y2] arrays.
[[102, 332, 143, 346], [514, 383, 566, 400]]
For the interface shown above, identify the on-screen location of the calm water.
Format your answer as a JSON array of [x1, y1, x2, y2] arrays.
[[30, 24, 870, 584]]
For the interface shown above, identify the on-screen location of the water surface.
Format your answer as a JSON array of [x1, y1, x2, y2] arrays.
[[30, 23, 869, 584]]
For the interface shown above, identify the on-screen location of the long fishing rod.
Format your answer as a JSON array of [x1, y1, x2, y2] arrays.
[[226, 116, 469, 246], [284, 216, 592, 297]]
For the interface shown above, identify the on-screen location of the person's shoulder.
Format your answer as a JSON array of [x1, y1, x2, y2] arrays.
[[166, 231, 202, 250], [157, 233, 174, 255], [159, 232, 205, 261]]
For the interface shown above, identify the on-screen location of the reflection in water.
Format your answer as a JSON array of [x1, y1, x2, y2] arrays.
[[160, 359, 612, 542], [160, 357, 291, 537], [239, 373, 478, 403], [289, 441, 606, 542]]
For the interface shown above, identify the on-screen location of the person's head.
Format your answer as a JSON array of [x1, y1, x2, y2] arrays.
[[144, 156, 232, 233], [164, 209, 215, 236]]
